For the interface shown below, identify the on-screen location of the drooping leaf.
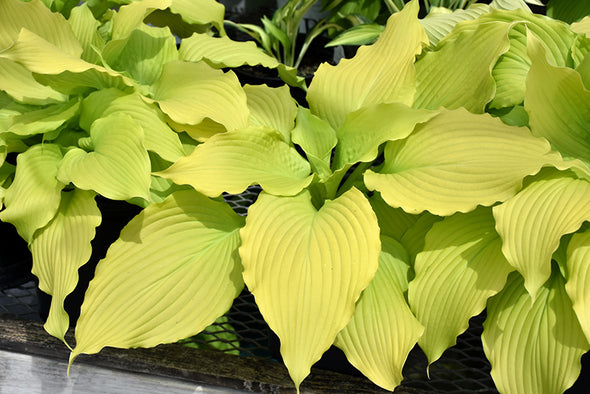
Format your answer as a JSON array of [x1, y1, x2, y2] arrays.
[[326, 24, 384, 48], [483, 270, 589, 394], [151, 60, 249, 131], [334, 103, 438, 170], [80, 89, 184, 163], [335, 236, 423, 391], [414, 18, 512, 113], [70, 189, 244, 363], [110, 0, 173, 41], [0, 144, 64, 243], [408, 207, 513, 364], [566, 229, 590, 342], [525, 31, 590, 167], [364, 108, 557, 216], [307, 0, 427, 129], [31, 189, 101, 344], [291, 107, 337, 181], [244, 84, 297, 141], [168, 0, 226, 36], [493, 170, 590, 299], [239, 188, 380, 390], [156, 126, 313, 198], [179, 34, 303, 88], [57, 113, 151, 201]]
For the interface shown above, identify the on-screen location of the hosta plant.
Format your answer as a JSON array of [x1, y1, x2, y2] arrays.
[[2, 0, 590, 394]]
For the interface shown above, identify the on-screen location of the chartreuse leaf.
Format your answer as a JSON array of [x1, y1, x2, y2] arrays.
[[335, 236, 423, 391], [0, 144, 64, 243], [7, 99, 79, 137], [179, 34, 303, 88], [414, 19, 512, 113], [57, 113, 151, 201], [483, 270, 589, 394], [0, 58, 67, 105], [243, 84, 297, 141], [111, 0, 172, 40], [239, 188, 380, 391], [31, 189, 100, 345], [419, 4, 490, 47], [102, 24, 178, 86], [67, 3, 105, 64], [487, 9, 576, 108], [525, 32, 590, 166], [408, 208, 513, 365], [168, 0, 226, 36], [80, 89, 184, 163], [334, 103, 438, 170], [291, 107, 337, 181], [369, 192, 422, 243], [364, 108, 556, 216], [307, 0, 427, 129], [571, 16, 590, 37], [566, 229, 590, 342], [493, 171, 590, 300], [157, 126, 312, 197], [151, 61, 249, 131], [70, 189, 244, 365], [0, 0, 82, 55]]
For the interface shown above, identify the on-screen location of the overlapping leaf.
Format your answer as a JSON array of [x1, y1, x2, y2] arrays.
[[566, 229, 590, 342], [483, 271, 589, 394], [414, 18, 512, 113], [57, 113, 151, 201], [525, 32, 590, 167], [70, 189, 244, 362], [408, 208, 513, 364], [151, 60, 249, 131], [0, 144, 64, 243], [307, 0, 427, 129], [244, 84, 297, 141], [30, 189, 100, 344], [364, 108, 557, 215], [493, 171, 590, 299], [239, 188, 380, 390], [157, 126, 313, 197], [335, 236, 423, 391]]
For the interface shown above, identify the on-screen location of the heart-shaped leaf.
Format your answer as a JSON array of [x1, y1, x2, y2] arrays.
[[239, 188, 380, 390]]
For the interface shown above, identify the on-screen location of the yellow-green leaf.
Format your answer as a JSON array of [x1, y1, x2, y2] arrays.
[[0, 58, 67, 105], [335, 236, 423, 391], [239, 188, 380, 390], [493, 171, 590, 300], [68, 3, 105, 64], [156, 126, 312, 198], [7, 99, 79, 137], [566, 228, 590, 342], [408, 208, 513, 365], [525, 31, 590, 167], [0, 144, 64, 243], [244, 84, 297, 141], [307, 0, 427, 129], [31, 189, 100, 344], [57, 113, 151, 201], [70, 189, 244, 362], [151, 60, 249, 131], [483, 271, 589, 394], [364, 108, 557, 216], [334, 103, 437, 170], [111, 0, 173, 41]]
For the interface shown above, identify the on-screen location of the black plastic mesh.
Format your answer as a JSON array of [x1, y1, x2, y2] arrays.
[[1, 186, 502, 392]]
